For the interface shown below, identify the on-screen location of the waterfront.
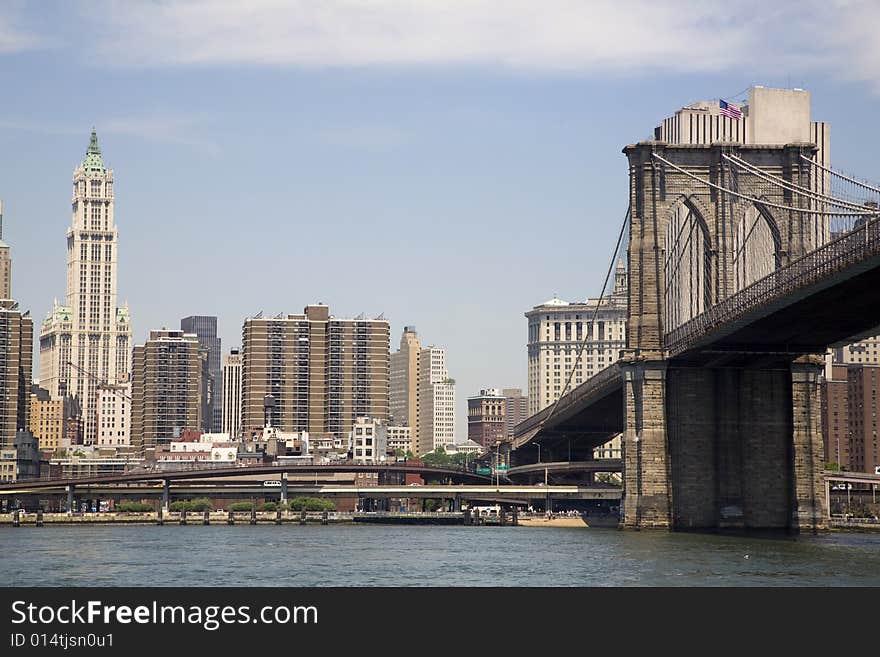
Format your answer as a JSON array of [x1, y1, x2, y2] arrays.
[[3, 525, 880, 586]]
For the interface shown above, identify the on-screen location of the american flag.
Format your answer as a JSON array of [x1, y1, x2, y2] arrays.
[[719, 99, 742, 120]]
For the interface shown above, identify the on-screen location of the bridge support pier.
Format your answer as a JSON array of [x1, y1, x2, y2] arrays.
[[66, 485, 74, 515], [453, 495, 461, 512], [280, 473, 288, 506], [621, 361, 672, 529], [161, 480, 170, 513], [790, 357, 827, 531], [659, 359, 827, 531]]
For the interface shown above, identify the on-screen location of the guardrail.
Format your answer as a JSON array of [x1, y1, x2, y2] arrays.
[[665, 216, 880, 356]]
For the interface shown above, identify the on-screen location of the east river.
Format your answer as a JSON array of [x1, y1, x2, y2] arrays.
[[2, 525, 880, 586]]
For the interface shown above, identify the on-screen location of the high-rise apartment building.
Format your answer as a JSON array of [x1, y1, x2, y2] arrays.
[[526, 261, 627, 414], [0, 300, 32, 450], [821, 363, 880, 474], [180, 316, 221, 432], [502, 388, 528, 438], [39, 131, 132, 445], [131, 329, 202, 452], [467, 388, 505, 448], [222, 349, 242, 440], [0, 199, 11, 300], [240, 305, 389, 440], [390, 327, 456, 455]]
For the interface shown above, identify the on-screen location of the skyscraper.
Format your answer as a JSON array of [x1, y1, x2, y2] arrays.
[[180, 315, 222, 432], [222, 349, 242, 439], [240, 305, 389, 439], [417, 346, 455, 455], [0, 300, 33, 450], [390, 327, 457, 455], [39, 130, 132, 445], [501, 388, 528, 438]]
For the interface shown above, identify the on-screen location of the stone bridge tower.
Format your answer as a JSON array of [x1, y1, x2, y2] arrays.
[[620, 141, 827, 531]]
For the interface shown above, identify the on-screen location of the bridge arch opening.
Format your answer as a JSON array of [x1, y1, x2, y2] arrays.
[[663, 197, 712, 331], [732, 201, 782, 294]]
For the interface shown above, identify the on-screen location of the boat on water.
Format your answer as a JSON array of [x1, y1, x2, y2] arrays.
[[517, 513, 619, 528]]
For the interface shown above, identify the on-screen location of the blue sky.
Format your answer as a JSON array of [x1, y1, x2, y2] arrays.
[[1, 1, 878, 440]]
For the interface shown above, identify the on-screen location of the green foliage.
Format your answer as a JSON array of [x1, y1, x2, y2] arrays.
[[169, 497, 214, 512], [288, 497, 336, 512], [116, 501, 152, 512], [259, 502, 277, 512], [424, 499, 439, 512], [229, 502, 254, 512], [824, 462, 842, 472]]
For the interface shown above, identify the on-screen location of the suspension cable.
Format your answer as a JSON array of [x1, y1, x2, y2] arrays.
[[652, 153, 873, 217], [800, 155, 880, 196], [538, 205, 630, 431], [723, 153, 870, 212]]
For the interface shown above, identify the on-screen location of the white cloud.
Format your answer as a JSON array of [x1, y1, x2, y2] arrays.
[[0, 114, 219, 154], [67, 0, 880, 90]]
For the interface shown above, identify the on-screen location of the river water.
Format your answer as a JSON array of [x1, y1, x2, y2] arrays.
[[2, 525, 879, 586]]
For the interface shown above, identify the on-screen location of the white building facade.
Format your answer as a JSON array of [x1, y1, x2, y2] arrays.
[[40, 130, 132, 445], [222, 350, 242, 439], [96, 382, 130, 448], [418, 346, 455, 454], [526, 262, 627, 414]]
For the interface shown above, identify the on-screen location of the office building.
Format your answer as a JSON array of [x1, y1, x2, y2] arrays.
[[502, 388, 528, 438], [222, 349, 242, 440], [417, 346, 455, 455], [96, 381, 130, 448], [240, 305, 390, 440], [467, 388, 506, 448], [526, 261, 627, 414], [181, 316, 222, 432], [131, 329, 202, 452], [390, 327, 457, 456], [29, 386, 71, 453], [39, 130, 132, 445]]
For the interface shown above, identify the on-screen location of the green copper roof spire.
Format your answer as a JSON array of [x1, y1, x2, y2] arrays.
[[82, 127, 106, 173]]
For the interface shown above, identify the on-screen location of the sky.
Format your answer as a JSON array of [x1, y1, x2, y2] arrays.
[[1, 0, 879, 442]]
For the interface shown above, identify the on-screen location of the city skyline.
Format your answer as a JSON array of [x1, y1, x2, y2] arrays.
[[2, 3, 880, 441]]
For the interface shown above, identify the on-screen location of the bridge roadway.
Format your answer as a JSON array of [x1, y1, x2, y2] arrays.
[[512, 217, 880, 460], [0, 482, 623, 504], [0, 462, 489, 494], [507, 459, 622, 483]]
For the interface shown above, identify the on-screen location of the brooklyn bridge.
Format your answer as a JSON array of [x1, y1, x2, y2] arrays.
[[511, 139, 880, 532]]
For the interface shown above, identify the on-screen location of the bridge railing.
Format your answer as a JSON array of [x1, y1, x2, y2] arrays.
[[665, 216, 880, 356], [513, 364, 622, 440]]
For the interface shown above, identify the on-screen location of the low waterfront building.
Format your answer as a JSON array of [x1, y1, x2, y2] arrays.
[[386, 425, 412, 455], [351, 416, 388, 464]]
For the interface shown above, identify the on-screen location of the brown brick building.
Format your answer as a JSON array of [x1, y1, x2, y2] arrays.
[[0, 300, 32, 450], [241, 304, 389, 440], [131, 329, 202, 452], [822, 364, 880, 474], [467, 388, 506, 448]]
